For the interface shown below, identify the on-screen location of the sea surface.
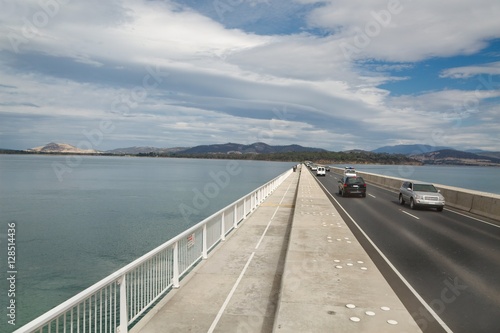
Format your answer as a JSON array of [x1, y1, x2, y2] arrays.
[[0, 156, 499, 331], [0, 155, 296, 331]]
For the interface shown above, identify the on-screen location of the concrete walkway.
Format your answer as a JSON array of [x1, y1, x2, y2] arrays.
[[133, 166, 300, 333], [133, 165, 422, 333]]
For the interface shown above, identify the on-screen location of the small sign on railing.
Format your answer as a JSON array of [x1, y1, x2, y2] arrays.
[[187, 233, 195, 248]]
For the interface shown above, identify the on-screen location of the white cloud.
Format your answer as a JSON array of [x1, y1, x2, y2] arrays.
[[0, 0, 499, 151], [440, 61, 500, 79], [306, 0, 500, 62]]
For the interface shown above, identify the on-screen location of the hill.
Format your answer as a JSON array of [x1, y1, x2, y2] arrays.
[[178, 142, 326, 155], [372, 144, 451, 155], [27, 142, 100, 154], [475, 151, 500, 160], [105, 146, 188, 155], [411, 149, 500, 166], [14, 142, 499, 166]]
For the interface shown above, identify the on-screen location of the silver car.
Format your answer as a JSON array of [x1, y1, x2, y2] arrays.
[[399, 181, 445, 211]]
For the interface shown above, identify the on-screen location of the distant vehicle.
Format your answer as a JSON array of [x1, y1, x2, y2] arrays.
[[399, 181, 445, 211], [316, 166, 326, 176], [311, 165, 318, 171], [338, 176, 366, 197], [325, 166, 330, 172], [344, 167, 356, 176]]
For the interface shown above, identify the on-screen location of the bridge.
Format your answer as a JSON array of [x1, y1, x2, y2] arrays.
[[15, 165, 500, 333]]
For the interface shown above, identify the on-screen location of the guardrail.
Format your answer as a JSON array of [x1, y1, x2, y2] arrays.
[[331, 167, 500, 221], [15, 168, 293, 333]]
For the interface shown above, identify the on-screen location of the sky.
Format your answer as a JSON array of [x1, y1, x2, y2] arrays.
[[1, 0, 499, 152]]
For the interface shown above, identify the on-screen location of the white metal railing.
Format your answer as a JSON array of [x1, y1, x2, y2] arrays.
[[15, 168, 293, 333]]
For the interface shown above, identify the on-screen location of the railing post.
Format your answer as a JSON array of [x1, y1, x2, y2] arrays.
[[202, 223, 208, 259], [221, 211, 226, 241], [243, 197, 247, 218], [173, 242, 180, 288], [118, 275, 128, 333], [233, 204, 238, 229]]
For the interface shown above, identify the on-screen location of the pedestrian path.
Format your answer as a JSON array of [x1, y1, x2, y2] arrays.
[[133, 166, 300, 333]]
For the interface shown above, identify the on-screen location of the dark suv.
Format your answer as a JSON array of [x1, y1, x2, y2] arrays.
[[338, 176, 366, 197]]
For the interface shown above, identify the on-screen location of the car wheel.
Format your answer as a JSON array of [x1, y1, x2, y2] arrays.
[[410, 198, 416, 210], [398, 194, 405, 205], [362, 193, 366, 198], [437, 207, 443, 212]]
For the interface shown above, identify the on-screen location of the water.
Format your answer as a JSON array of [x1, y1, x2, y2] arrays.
[[0, 155, 296, 331], [332, 164, 500, 195]]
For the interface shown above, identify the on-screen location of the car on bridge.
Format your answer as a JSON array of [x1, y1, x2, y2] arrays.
[[338, 176, 366, 197], [316, 166, 326, 176], [399, 181, 445, 211], [344, 166, 356, 176]]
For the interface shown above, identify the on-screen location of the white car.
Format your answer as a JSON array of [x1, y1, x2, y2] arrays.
[[316, 166, 326, 176], [344, 167, 356, 176]]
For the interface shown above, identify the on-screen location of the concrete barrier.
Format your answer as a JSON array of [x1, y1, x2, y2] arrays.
[[331, 167, 500, 221]]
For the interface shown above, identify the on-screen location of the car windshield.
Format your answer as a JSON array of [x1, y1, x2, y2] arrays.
[[413, 184, 438, 192], [346, 177, 364, 184]]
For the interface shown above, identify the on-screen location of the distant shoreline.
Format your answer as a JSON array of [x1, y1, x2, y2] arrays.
[[2, 150, 500, 167]]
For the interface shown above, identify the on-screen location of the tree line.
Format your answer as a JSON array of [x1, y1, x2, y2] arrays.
[[146, 150, 421, 165], [1, 149, 421, 165]]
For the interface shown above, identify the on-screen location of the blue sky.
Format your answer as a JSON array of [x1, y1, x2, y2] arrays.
[[1, 0, 499, 151]]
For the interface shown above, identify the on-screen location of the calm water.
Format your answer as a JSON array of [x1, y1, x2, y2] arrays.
[[0, 155, 296, 331], [332, 164, 500, 194]]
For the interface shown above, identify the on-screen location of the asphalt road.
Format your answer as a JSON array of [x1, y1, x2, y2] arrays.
[[313, 170, 500, 333]]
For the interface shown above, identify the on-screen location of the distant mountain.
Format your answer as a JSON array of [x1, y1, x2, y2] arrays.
[[21, 142, 325, 156], [372, 144, 451, 155], [412, 149, 500, 166], [179, 142, 326, 154], [465, 149, 488, 153], [478, 151, 500, 159], [106, 146, 188, 155], [343, 149, 370, 153], [27, 142, 100, 154]]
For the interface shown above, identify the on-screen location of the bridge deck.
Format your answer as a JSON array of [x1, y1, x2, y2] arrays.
[[133, 166, 421, 333]]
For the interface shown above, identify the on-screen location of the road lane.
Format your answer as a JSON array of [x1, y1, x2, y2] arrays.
[[315, 170, 500, 333]]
